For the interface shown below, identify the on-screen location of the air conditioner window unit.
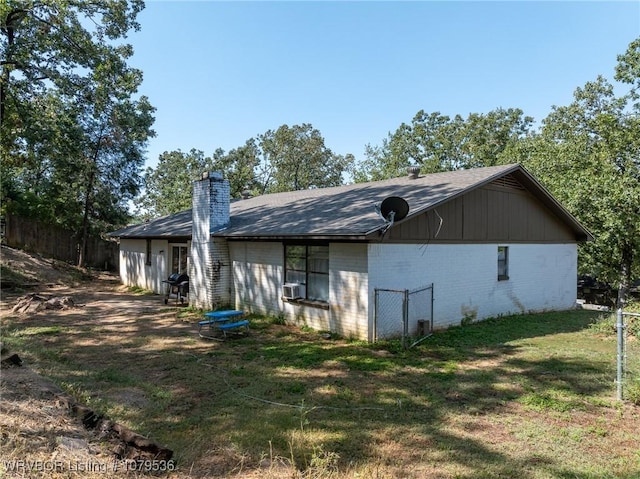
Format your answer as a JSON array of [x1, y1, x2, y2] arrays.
[[283, 283, 302, 299]]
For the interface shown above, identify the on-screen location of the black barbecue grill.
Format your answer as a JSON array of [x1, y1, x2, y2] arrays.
[[162, 273, 189, 304]]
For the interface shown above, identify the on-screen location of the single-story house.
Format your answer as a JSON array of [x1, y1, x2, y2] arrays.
[[109, 164, 592, 341]]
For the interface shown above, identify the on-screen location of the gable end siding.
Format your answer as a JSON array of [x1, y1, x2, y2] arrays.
[[388, 184, 576, 243]]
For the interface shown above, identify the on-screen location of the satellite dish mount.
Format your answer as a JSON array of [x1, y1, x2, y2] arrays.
[[376, 196, 409, 234]]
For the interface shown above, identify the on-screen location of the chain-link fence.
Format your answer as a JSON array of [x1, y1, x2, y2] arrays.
[[618, 309, 640, 402], [373, 284, 433, 349]]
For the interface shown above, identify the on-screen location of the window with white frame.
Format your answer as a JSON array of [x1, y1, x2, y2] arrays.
[[285, 244, 329, 301], [498, 246, 509, 281]]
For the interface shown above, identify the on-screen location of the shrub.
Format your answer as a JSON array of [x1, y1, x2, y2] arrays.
[[626, 378, 640, 406], [589, 309, 640, 339]]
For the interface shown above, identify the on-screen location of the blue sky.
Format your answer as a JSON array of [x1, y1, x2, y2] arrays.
[[128, 1, 640, 170]]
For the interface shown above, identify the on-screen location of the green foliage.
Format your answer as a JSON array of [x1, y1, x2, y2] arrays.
[[270, 313, 286, 325], [140, 149, 216, 218], [626, 378, 640, 406], [352, 108, 533, 182], [140, 123, 355, 218], [615, 37, 640, 105], [588, 313, 618, 336], [518, 390, 585, 413], [211, 140, 260, 199], [588, 308, 640, 339], [0, 0, 155, 247], [519, 73, 640, 296], [127, 285, 154, 295], [256, 123, 354, 194]]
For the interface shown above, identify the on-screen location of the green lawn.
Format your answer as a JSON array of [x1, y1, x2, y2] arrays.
[[2, 301, 639, 479]]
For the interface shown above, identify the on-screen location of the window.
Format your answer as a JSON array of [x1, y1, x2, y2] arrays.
[[145, 239, 152, 266], [285, 244, 329, 301], [498, 246, 509, 281], [171, 245, 189, 274]]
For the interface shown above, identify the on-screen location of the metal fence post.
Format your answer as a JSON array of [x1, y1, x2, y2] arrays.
[[617, 307, 624, 401], [402, 289, 409, 350], [373, 289, 378, 342], [430, 282, 434, 333]]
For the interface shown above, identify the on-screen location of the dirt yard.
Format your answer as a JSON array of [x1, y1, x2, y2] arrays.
[[0, 246, 192, 477], [1, 246, 310, 478]]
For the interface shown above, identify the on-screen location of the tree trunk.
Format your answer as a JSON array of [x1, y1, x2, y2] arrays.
[[78, 169, 95, 268], [616, 242, 633, 309]]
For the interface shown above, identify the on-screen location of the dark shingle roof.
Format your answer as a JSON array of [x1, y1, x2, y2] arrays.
[[225, 164, 518, 237], [109, 164, 592, 241], [109, 209, 192, 239]]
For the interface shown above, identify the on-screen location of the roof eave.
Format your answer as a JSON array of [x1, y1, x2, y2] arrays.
[[220, 233, 370, 242]]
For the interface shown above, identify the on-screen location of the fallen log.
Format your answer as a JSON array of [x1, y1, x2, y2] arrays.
[[112, 423, 174, 461], [67, 396, 173, 461]]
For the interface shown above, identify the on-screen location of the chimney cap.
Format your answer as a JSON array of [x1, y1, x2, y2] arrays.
[[201, 171, 224, 180]]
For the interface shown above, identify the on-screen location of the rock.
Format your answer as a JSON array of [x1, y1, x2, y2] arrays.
[[56, 436, 90, 452]]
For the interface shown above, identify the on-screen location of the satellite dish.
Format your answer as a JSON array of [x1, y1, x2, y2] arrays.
[[380, 196, 409, 222]]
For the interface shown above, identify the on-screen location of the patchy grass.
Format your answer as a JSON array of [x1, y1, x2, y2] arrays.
[[1, 264, 36, 287], [1, 286, 639, 478], [126, 285, 155, 295]]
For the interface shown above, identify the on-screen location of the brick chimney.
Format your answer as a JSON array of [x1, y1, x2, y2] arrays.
[[192, 171, 230, 238], [189, 172, 231, 309]]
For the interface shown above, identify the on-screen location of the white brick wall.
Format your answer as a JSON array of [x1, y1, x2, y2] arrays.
[[329, 243, 369, 339], [230, 241, 331, 331], [118, 238, 168, 293], [368, 243, 577, 333], [225, 240, 576, 340], [230, 241, 283, 316]]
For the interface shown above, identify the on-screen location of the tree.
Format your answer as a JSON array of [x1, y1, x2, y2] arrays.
[[141, 149, 216, 218], [1, 0, 144, 152], [256, 124, 353, 194], [519, 73, 639, 307], [615, 37, 640, 106], [210, 139, 260, 199], [0, 0, 155, 267], [74, 67, 155, 266], [141, 124, 354, 219], [353, 108, 533, 182], [459, 108, 534, 168]]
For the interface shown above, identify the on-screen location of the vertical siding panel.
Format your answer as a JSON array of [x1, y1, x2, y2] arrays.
[[463, 189, 488, 241], [487, 190, 505, 241], [454, 197, 464, 239], [526, 197, 546, 241], [510, 194, 527, 241]]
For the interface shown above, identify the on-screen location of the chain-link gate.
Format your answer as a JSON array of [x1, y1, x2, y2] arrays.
[[374, 284, 433, 349]]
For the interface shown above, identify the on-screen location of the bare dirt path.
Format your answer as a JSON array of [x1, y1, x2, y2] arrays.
[[1, 246, 193, 478]]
